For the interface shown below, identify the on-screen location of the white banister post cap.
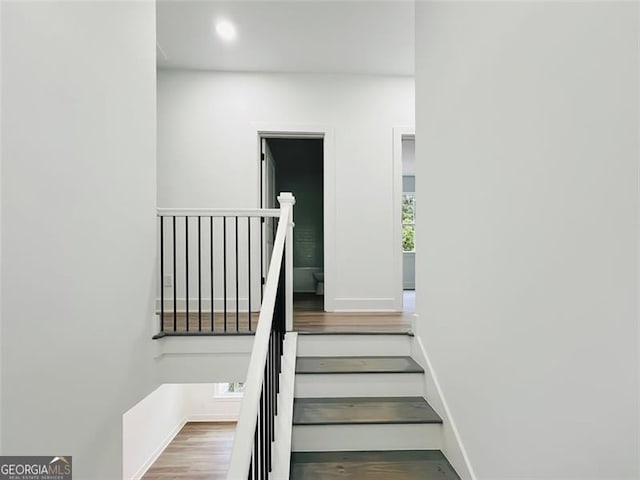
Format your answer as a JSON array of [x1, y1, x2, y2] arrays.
[[277, 192, 296, 206]]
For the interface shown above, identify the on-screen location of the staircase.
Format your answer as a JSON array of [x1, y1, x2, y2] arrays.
[[290, 332, 461, 479]]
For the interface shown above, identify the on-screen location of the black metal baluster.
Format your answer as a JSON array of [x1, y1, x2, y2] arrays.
[[248, 217, 252, 332], [271, 334, 276, 438], [264, 364, 271, 472], [279, 333, 282, 394], [270, 351, 274, 472], [198, 216, 202, 332], [260, 145, 264, 303], [274, 335, 279, 415], [271, 342, 275, 465], [257, 405, 263, 480], [260, 388, 265, 480], [210, 216, 214, 332], [277, 254, 285, 395], [268, 338, 272, 448], [173, 216, 177, 332], [160, 216, 164, 333], [185, 216, 189, 332], [253, 422, 259, 480], [274, 315, 278, 401], [235, 216, 239, 332], [223, 216, 227, 332], [268, 337, 272, 441], [260, 217, 264, 301]]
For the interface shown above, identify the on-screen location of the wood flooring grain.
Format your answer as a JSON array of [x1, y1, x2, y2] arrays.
[[293, 312, 412, 334], [296, 356, 424, 374], [159, 310, 411, 335], [293, 397, 442, 425], [159, 290, 412, 335], [290, 450, 461, 480], [142, 422, 235, 480]]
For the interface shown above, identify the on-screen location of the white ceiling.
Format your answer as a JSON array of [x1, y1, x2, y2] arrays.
[[156, 1, 414, 75]]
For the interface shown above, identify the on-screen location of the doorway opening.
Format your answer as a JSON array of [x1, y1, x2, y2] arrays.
[[401, 135, 415, 313], [260, 136, 325, 313]]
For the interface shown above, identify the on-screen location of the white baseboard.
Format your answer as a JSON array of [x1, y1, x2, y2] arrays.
[[411, 332, 477, 480], [187, 413, 239, 422], [130, 418, 187, 480], [332, 297, 398, 312]]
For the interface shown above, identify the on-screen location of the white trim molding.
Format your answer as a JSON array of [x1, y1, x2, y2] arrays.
[[411, 331, 477, 480], [254, 123, 336, 313]]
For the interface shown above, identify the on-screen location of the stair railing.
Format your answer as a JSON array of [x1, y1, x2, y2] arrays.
[[154, 205, 285, 337], [227, 192, 295, 479]]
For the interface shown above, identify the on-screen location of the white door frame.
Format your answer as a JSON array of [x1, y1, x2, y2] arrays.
[[255, 124, 336, 312], [393, 126, 415, 311]]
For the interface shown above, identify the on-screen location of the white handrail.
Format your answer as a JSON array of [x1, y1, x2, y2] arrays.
[[157, 207, 281, 217], [226, 193, 294, 479]]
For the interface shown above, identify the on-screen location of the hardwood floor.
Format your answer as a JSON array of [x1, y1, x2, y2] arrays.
[[290, 450, 461, 480], [292, 293, 412, 333], [293, 397, 442, 425], [293, 311, 412, 334], [142, 422, 235, 480], [294, 293, 324, 312], [158, 293, 413, 335], [296, 356, 423, 374]]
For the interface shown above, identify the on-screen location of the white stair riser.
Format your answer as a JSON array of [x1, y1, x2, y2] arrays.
[[295, 373, 424, 398], [292, 423, 442, 452], [296, 335, 411, 357]]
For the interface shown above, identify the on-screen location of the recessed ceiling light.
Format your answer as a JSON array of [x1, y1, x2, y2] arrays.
[[215, 19, 236, 42]]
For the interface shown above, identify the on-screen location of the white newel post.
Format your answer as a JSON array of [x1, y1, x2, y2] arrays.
[[277, 192, 295, 331]]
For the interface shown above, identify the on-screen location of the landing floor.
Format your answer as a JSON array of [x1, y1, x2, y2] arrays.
[[159, 298, 414, 335], [142, 422, 234, 480]]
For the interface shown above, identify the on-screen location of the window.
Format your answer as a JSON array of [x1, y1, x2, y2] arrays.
[[215, 382, 245, 397], [402, 194, 416, 252]]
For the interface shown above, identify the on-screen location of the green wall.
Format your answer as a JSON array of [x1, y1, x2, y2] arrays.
[[268, 139, 324, 268]]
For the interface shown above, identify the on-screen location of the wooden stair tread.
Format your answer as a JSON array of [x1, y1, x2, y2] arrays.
[[290, 450, 461, 479], [293, 397, 442, 425], [296, 356, 423, 374]]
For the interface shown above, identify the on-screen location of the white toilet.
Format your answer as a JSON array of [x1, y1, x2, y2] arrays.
[[312, 272, 324, 295]]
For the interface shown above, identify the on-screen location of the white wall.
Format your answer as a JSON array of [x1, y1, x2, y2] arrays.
[[184, 384, 241, 422], [416, 2, 638, 479], [123, 383, 240, 479], [0, 0, 3, 456], [1, 2, 158, 478], [123, 384, 186, 480], [158, 71, 414, 311]]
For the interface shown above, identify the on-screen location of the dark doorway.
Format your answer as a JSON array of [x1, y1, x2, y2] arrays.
[[262, 138, 324, 311]]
